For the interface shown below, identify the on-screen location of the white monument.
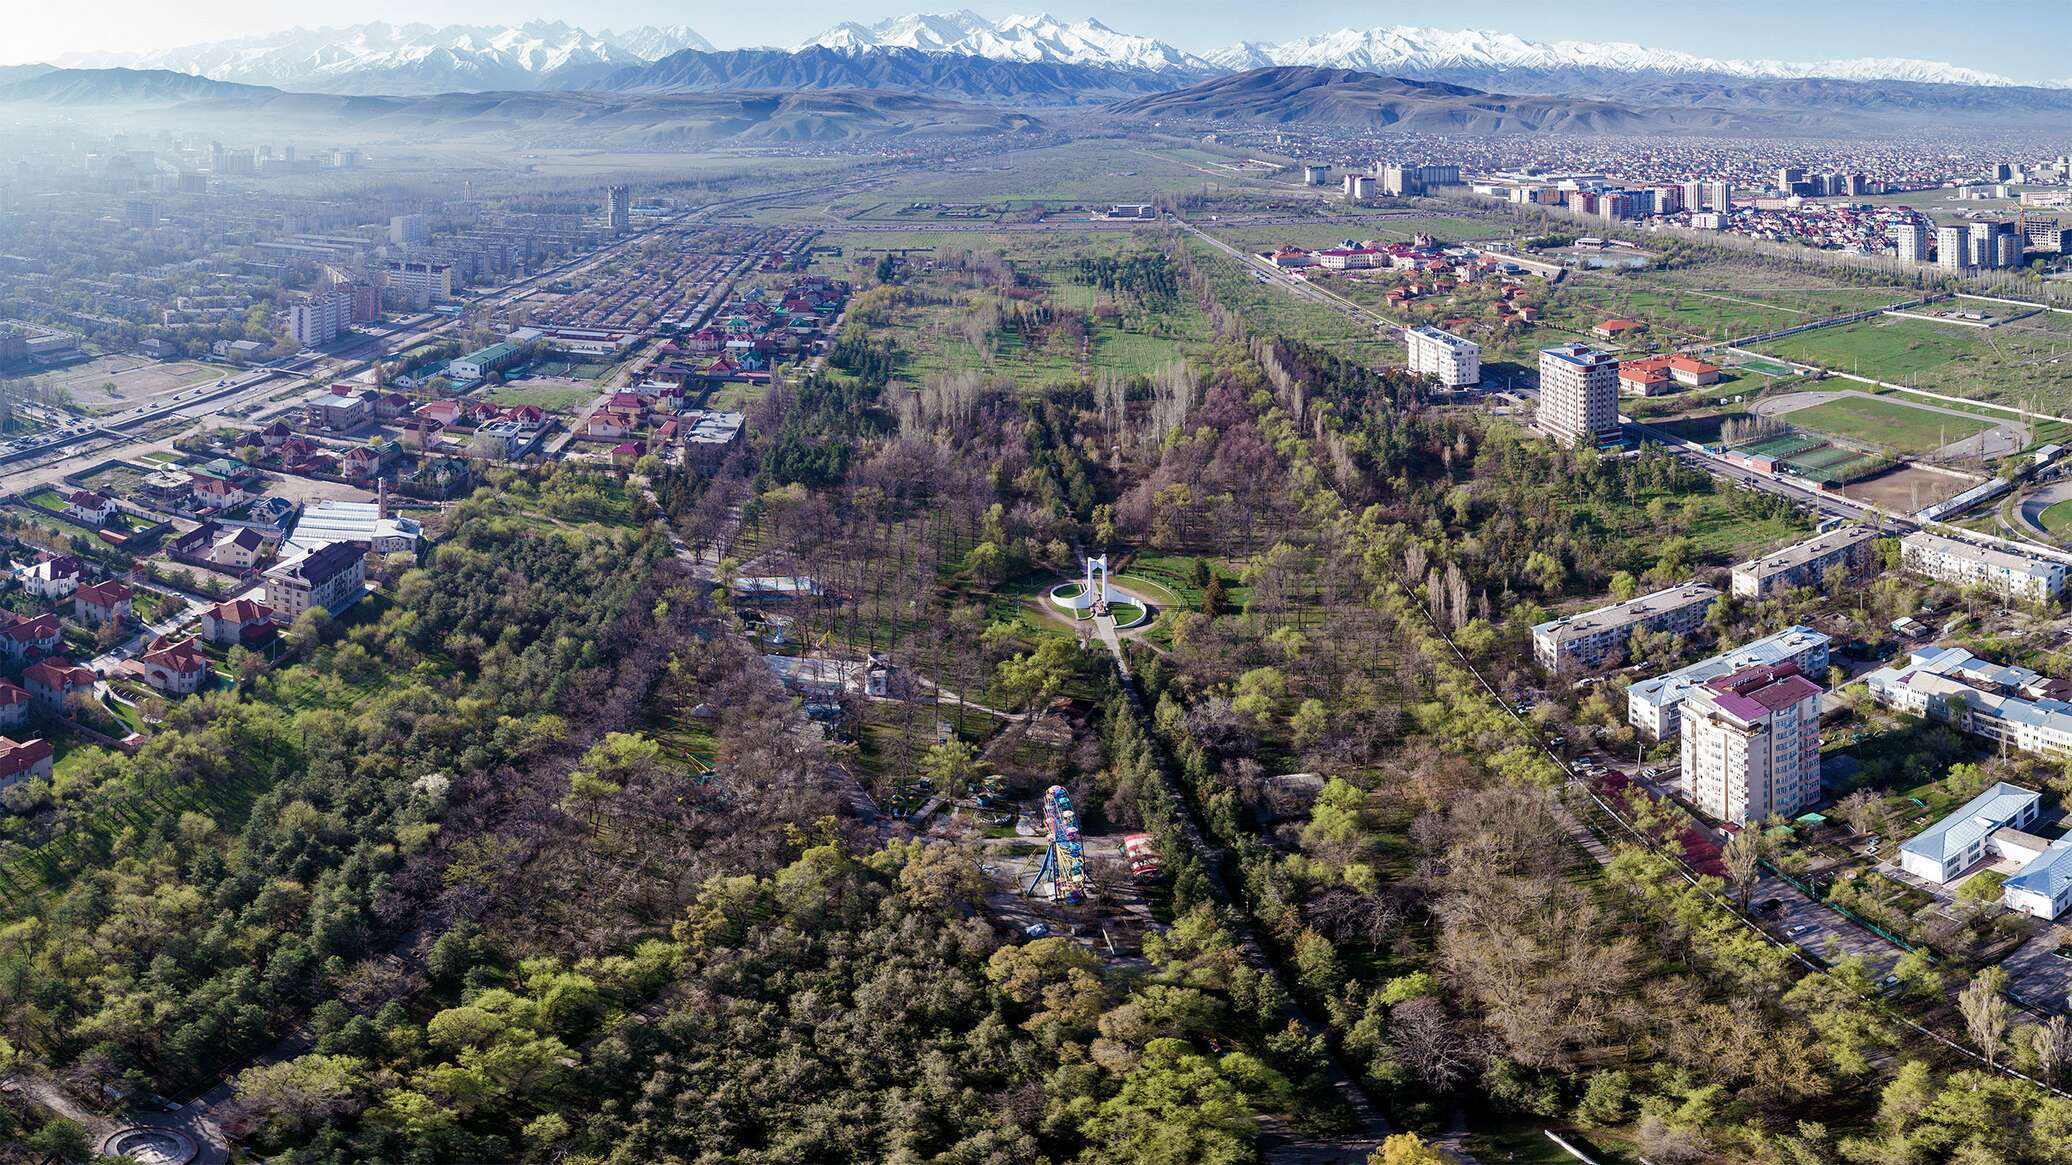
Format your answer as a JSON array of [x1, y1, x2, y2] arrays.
[[1084, 554, 1111, 606]]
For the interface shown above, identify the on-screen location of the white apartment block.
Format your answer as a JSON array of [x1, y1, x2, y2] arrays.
[[1730, 526, 1881, 599], [1900, 531, 2067, 603], [1627, 625, 1829, 740], [1936, 225, 1969, 272], [1864, 646, 2072, 760], [1405, 326, 1481, 388], [1679, 662, 1823, 826], [1536, 342, 1620, 448], [289, 289, 351, 347], [383, 259, 454, 310], [1532, 581, 1719, 672], [1893, 223, 1930, 264]]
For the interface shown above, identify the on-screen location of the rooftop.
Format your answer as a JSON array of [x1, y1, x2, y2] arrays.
[[1408, 325, 1477, 351], [1902, 781, 2041, 866], [1540, 341, 1617, 368], [1533, 582, 1718, 645], [1904, 530, 2064, 580], [1734, 526, 1879, 580], [1630, 626, 1829, 711], [285, 499, 422, 556]]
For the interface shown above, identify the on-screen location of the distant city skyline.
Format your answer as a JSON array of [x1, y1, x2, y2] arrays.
[[8, 0, 2070, 85]]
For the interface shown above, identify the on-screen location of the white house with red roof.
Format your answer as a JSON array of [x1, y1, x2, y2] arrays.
[[200, 598, 277, 647], [136, 634, 209, 695], [0, 681, 29, 730], [23, 658, 95, 714], [0, 736, 54, 788], [1, 613, 61, 662], [64, 490, 115, 525]]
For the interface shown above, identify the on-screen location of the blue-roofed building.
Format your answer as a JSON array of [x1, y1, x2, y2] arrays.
[[1864, 646, 2072, 758], [1899, 781, 2042, 884], [1628, 626, 1830, 739], [2005, 837, 2072, 919]]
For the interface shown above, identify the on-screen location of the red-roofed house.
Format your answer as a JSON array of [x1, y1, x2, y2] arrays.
[[1667, 354, 1723, 387], [1, 613, 61, 662], [611, 441, 643, 468], [200, 598, 276, 647], [0, 736, 54, 788], [1593, 318, 1647, 340], [64, 490, 115, 525], [137, 635, 209, 695], [73, 579, 133, 627], [15, 554, 83, 600], [0, 682, 28, 730], [1618, 356, 1674, 397], [23, 658, 95, 714]]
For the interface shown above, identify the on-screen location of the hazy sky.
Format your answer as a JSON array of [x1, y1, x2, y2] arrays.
[[9, 0, 2070, 83]]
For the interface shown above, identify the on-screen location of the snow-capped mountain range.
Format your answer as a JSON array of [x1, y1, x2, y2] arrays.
[[50, 21, 715, 94], [798, 11, 1200, 73], [35, 13, 2067, 94], [1200, 26, 2028, 87]]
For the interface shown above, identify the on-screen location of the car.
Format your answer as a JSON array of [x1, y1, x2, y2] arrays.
[[1880, 974, 1901, 992], [1022, 923, 1049, 939], [1787, 924, 1812, 937]]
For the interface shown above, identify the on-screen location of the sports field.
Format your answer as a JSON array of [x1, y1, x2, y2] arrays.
[[1754, 313, 2072, 408], [2042, 499, 2072, 538], [1780, 395, 1991, 455]]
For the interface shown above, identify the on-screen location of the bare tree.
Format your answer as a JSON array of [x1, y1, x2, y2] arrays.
[[2032, 1014, 2072, 1082], [1959, 968, 2012, 1069], [1722, 830, 1764, 912]]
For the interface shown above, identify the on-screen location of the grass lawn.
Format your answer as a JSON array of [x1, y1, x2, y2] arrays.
[[2042, 499, 2072, 537], [1780, 394, 1991, 455], [486, 383, 598, 412]]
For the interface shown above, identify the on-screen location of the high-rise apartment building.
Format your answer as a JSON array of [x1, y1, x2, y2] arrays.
[[389, 214, 430, 246], [290, 289, 352, 347], [1893, 222, 1930, 264], [1937, 225, 1970, 272], [382, 259, 454, 311], [1680, 662, 1823, 825], [1680, 179, 1704, 213], [1705, 181, 1731, 212], [605, 185, 631, 234], [1405, 326, 1480, 388], [1379, 164, 1460, 196], [1536, 343, 1620, 447]]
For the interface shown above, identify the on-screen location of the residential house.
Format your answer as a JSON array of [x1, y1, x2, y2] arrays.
[[0, 681, 29, 730], [136, 634, 208, 695], [23, 657, 95, 714], [0, 736, 54, 788], [1593, 318, 1647, 340], [64, 490, 115, 525], [73, 579, 133, 626], [15, 554, 83, 600], [211, 527, 268, 569], [0, 613, 60, 662], [199, 597, 276, 647]]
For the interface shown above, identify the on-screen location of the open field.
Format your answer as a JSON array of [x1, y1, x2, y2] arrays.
[[1837, 463, 1974, 512], [4, 355, 220, 414], [2039, 498, 2072, 537], [486, 379, 599, 412], [1753, 312, 2072, 408], [1767, 392, 1994, 455]]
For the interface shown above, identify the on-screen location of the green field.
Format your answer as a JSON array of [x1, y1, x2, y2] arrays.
[[486, 382, 598, 412], [2041, 499, 2072, 537], [1753, 313, 2072, 409], [1780, 394, 1991, 455]]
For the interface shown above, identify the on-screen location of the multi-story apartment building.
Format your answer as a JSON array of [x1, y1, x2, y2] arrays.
[[264, 541, 368, 620], [389, 213, 430, 246], [1404, 326, 1480, 388], [1380, 164, 1460, 196], [1864, 645, 2072, 759], [1532, 582, 1719, 672], [1536, 342, 1620, 447], [382, 259, 453, 310], [1704, 181, 1732, 212], [1628, 626, 1830, 740], [289, 288, 351, 346], [1893, 222, 1930, 264], [1937, 225, 1969, 272], [1900, 531, 2067, 603], [605, 185, 631, 234], [1679, 662, 1823, 826], [1730, 525, 1881, 599]]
